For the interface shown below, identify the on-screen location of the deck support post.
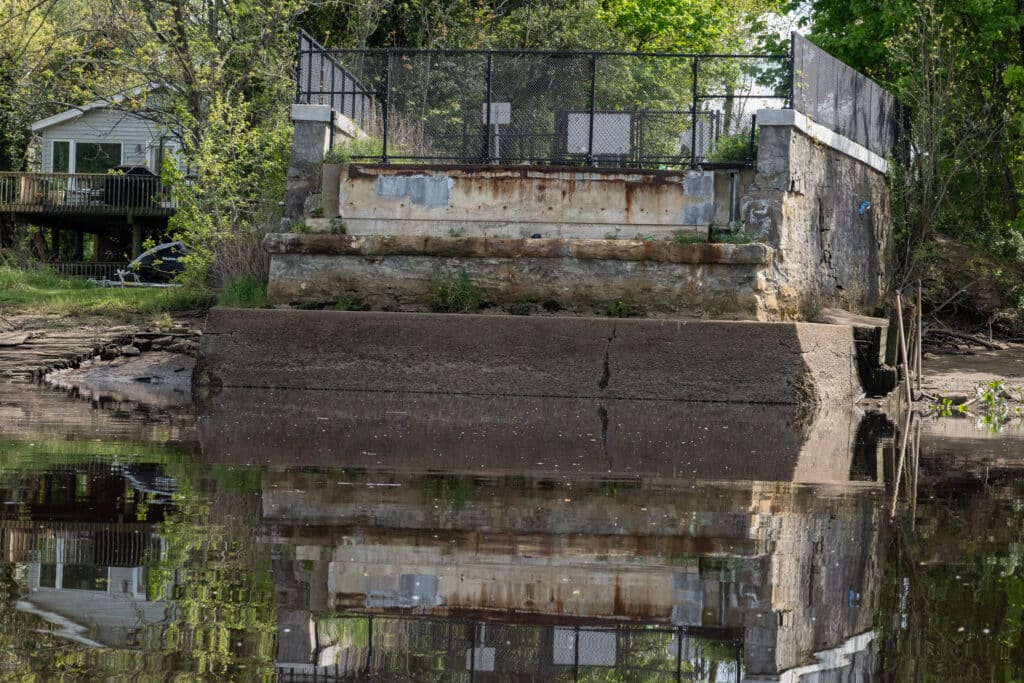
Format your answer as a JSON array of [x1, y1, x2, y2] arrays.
[[131, 222, 143, 260], [72, 230, 84, 261]]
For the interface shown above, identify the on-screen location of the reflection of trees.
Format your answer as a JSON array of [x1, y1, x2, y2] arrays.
[[148, 477, 277, 681], [880, 486, 1024, 679]]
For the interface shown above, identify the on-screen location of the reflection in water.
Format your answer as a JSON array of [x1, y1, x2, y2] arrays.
[[0, 382, 1023, 679]]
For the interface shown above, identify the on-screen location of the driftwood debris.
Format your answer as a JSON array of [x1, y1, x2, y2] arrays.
[[925, 328, 1007, 351], [0, 332, 30, 347]]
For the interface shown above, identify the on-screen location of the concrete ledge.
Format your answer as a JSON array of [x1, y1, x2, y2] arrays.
[[757, 108, 888, 174], [199, 309, 861, 405], [265, 233, 771, 264], [308, 217, 708, 240]]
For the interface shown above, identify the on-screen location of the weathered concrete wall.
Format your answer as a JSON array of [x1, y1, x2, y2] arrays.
[[198, 308, 862, 406], [313, 164, 736, 238], [282, 104, 364, 223], [265, 233, 772, 316], [742, 111, 892, 317]]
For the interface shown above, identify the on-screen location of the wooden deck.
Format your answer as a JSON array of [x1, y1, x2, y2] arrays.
[[0, 172, 176, 217]]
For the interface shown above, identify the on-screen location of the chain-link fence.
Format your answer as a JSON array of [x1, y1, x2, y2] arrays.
[[296, 32, 789, 169], [296, 32, 902, 168], [790, 33, 902, 159]]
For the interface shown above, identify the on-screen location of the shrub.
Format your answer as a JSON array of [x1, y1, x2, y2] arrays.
[[430, 269, 482, 313]]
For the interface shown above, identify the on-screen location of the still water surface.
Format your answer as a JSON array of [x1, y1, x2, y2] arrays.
[[1, 380, 1023, 681]]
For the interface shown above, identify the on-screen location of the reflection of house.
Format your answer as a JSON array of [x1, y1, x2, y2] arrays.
[[0, 464, 174, 649], [0, 88, 185, 271]]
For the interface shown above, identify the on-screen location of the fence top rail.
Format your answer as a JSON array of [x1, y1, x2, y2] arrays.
[[302, 46, 791, 60], [0, 171, 164, 180]]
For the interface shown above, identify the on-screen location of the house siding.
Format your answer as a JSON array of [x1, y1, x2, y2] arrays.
[[39, 109, 161, 172]]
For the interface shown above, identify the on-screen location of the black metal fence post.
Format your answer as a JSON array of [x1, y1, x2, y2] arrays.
[[690, 57, 699, 168], [788, 32, 796, 108], [484, 52, 494, 163], [587, 54, 598, 166], [747, 113, 757, 164], [295, 30, 304, 104], [382, 53, 392, 163]]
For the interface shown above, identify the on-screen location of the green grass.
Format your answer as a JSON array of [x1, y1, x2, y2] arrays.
[[216, 275, 267, 307], [0, 266, 209, 317]]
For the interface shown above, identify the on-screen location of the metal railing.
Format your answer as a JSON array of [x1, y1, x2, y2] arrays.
[[296, 30, 376, 133], [296, 35, 790, 169], [297, 33, 904, 169], [52, 261, 124, 280], [0, 172, 176, 215]]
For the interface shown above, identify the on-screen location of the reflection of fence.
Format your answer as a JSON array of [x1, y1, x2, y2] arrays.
[[0, 173, 175, 215], [277, 614, 743, 681], [1, 522, 159, 567], [295, 40, 790, 168], [790, 33, 902, 158]]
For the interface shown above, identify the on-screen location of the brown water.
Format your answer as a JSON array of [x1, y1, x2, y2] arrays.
[[1, 381, 1023, 681]]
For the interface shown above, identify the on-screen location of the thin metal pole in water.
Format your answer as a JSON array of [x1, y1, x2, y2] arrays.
[[890, 407, 913, 519], [916, 282, 923, 392], [690, 58, 700, 168], [587, 54, 598, 166], [895, 292, 914, 403], [381, 52, 392, 163], [484, 53, 493, 163]]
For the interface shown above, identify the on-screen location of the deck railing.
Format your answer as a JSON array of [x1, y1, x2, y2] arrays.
[[0, 172, 177, 215]]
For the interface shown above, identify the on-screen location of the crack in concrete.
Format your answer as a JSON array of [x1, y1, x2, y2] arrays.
[[598, 323, 616, 390], [597, 403, 610, 469]]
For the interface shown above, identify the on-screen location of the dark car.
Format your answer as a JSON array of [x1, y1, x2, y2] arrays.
[[119, 240, 190, 283]]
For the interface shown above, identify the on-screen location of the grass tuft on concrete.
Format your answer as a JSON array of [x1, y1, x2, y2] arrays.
[[217, 275, 267, 308]]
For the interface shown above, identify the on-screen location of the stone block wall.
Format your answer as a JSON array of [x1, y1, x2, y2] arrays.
[[264, 233, 774, 317], [274, 106, 893, 320], [741, 110, 892, 318]]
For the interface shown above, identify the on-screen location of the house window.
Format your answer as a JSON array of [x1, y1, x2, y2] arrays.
[[53, 141, 70, 172], [75, 142, 122, 173]]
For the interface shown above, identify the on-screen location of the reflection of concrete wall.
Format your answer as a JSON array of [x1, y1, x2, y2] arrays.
[[744, 485, 884, 677], [200, 390, 871, 482], [260, 471, 883, 677]]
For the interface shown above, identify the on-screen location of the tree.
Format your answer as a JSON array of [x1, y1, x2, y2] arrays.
[[806, 0, 1024, 293]]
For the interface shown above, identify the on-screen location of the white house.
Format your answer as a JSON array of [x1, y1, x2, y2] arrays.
[[29, 87, 183, 176]]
